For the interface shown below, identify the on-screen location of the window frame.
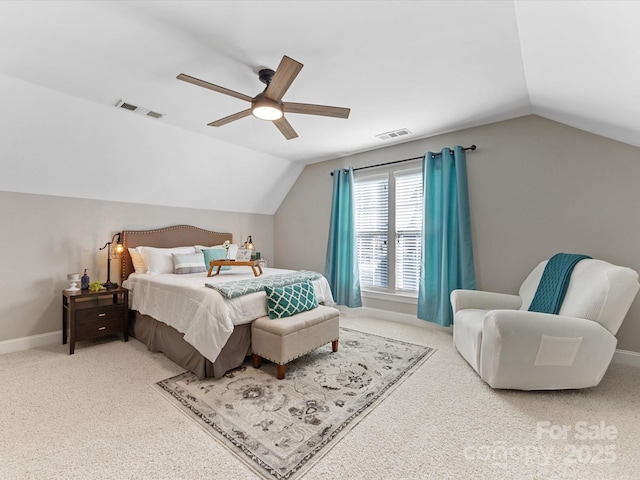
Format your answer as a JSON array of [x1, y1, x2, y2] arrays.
[[354, 164, 423, 300]]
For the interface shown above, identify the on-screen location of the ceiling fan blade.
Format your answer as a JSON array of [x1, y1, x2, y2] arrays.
[[177, 73, 253, 103], [283, 102, 351, 119], [273, 117, 298, 140], [208, 109, 252, 127], [264, 56, 303, 102]]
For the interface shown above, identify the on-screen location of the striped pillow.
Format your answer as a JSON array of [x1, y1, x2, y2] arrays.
[[171, 252, 206, 274]]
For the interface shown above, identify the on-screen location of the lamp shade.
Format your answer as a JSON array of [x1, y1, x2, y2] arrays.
[[111, 241, 124, 259], [252, 94, 283, 121]]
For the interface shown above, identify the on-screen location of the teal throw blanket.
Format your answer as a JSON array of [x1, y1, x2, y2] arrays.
[[528, 253, 591, 314], [205, 270, 322, 299]]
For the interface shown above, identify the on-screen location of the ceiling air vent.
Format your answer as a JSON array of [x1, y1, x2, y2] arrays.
[[375, 128, 412, 141], [119, 102, 137, 111], [115, 100, 163, 119]]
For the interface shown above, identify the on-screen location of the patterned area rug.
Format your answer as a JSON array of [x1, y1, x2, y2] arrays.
[[154, 327, 435, 480]]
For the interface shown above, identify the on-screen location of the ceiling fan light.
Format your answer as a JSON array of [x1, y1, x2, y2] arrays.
[[252, 95, 283, 120]]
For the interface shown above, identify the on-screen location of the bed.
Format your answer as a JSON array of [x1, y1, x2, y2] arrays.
[[120, 225, 335, 379]]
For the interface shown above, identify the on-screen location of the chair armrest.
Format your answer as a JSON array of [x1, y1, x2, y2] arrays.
[[450, 289, 522, 314], [479, 310, 617, 390]]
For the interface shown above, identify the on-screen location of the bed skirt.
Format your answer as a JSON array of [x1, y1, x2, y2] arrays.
[[129, 311, 251, 379]]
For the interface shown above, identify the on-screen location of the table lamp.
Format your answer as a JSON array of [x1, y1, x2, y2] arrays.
[[99, 232, 124, 289], [244, 235, 255, 259]]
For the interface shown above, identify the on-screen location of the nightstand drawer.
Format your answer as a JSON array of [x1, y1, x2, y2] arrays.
[[75, 305, 124, 325], [75, 318, 125, 340]]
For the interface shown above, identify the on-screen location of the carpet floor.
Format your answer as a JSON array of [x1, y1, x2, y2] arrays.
[[1, 310, 639, 479]]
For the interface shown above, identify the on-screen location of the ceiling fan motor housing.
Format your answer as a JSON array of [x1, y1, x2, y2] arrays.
[[258, 68, 276, 85]]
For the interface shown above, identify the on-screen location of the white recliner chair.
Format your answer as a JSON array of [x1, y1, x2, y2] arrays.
[[451, 258, 639, 390]]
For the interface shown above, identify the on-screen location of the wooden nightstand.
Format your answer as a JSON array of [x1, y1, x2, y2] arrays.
[[62, 286, 129, 354]]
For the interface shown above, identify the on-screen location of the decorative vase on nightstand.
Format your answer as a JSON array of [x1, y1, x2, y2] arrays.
[[81, 269, 90, 290], [66, 273, 80, 292]]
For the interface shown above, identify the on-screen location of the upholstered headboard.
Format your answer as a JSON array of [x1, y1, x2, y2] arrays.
[[120, 225, 232, 282]]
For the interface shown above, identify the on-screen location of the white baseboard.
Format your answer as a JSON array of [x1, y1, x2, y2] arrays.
[[338, 306, 450, 330], [0, 330, 62, 355], [612, 349, 640, 367]]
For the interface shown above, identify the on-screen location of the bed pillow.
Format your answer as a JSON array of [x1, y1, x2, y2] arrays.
[[201, 248, 231, 271], [264, 281, 319, 319], [171, 252, 206, 274], [138, 246, 196, 275], [128, 248, 147, 273], [196, 243, 239, 260]]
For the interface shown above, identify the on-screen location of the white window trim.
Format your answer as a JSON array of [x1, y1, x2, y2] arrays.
[[361, 288, 418, 305]]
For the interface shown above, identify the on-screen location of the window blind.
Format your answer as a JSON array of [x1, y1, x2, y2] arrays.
[[395, 171, 423, 292], [354, 176, 388, 289]]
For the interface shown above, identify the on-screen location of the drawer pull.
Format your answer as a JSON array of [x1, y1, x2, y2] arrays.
[[98, 326, 106, 331], [97, 313, 106, 317]]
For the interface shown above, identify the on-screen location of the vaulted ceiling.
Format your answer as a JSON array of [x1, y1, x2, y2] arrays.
[[0, 1, 638, 213]]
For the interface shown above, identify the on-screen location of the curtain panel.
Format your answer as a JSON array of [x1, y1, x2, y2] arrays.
[[325, 167, 362, 307], [418, 146, 475, 326]]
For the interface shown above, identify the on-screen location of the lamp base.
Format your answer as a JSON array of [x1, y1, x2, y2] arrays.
[[102, 281, 119, 290]]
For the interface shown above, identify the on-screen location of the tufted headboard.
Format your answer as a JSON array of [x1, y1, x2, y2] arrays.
[[120, 225, 232, 282]]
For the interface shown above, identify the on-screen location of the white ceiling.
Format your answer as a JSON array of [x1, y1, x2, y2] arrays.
[[1, 0, 638, 168]]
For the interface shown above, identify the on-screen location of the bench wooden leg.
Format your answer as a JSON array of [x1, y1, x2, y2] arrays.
[[252, 354, 262, 369], [276, 364, 286, 380], [332, 339, 339, 352]]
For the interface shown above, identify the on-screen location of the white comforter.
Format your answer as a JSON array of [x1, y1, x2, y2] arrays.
[[123, 267, 335, 363]]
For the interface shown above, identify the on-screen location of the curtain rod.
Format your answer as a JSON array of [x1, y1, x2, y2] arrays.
[[330, 144, 477, 176]]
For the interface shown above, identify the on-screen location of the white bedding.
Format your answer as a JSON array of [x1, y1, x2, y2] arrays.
[[123, 267, 335, 364]]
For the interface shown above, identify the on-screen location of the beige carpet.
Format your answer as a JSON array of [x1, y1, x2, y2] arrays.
[[1, 310, 639, 479]]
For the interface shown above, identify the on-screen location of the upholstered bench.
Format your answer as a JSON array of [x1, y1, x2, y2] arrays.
[[251, 305, 340, 379]]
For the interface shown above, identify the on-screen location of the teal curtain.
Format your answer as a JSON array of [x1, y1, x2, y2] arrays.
[[418, 146, 475, 326], [325, 167, 362, 307]]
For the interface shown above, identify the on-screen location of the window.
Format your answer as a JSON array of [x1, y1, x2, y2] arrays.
[[354, 175, 388, 289], [395, 171, 423, 291], [354, 168, 423, 295]]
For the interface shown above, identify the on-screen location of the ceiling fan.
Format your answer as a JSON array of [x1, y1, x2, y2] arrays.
[[177, 55, 350, 140]]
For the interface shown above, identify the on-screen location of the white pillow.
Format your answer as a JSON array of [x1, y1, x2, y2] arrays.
[[138, 246, 196, 275], [195, 243, 238, 260], [128, 248, 147, 273]]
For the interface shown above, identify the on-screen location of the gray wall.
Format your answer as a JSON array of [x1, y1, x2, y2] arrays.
[[0, 191, 273, 342], [275, 115, 640, 353]]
